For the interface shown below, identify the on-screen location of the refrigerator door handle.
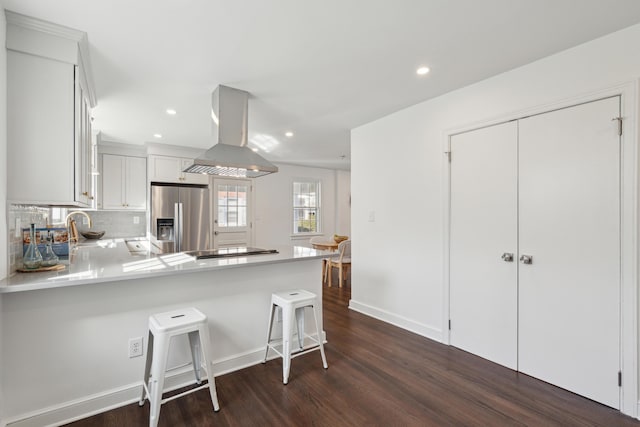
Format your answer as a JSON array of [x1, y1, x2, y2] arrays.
[[174, 202, 180, 252], [178, 203, 184, 252]]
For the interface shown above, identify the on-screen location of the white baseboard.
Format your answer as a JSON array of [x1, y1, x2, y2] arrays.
[[349, 299, 442, 342], [5, 346, 277, 427]]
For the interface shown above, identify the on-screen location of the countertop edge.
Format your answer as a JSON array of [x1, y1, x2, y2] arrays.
[[0, 245, 331, 294]]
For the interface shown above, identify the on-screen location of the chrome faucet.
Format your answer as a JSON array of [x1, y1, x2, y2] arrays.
[[65, 211, 93, 243]]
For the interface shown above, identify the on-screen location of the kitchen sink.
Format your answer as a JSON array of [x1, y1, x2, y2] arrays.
[[125, 239, 150, 255]]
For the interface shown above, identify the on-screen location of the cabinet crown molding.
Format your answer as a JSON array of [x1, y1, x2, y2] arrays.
[[145, 142, 207, 159], [6, 10, 84, 42], [5, 10, 97, 107]]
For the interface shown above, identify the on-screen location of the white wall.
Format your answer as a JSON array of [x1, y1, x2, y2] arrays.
[[351, 21, 640, 408], [0, 4, 8, 426], [335, 170, 351, 237], [254, 163, 350, 247]]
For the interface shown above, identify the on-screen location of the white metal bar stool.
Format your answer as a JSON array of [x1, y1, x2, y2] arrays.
[[263, 290, 328, 384], [139, 307, 220, 427]]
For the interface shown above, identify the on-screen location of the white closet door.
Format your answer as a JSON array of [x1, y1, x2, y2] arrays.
[[450, 121, 518, 369], [518, 97, 620, 408]]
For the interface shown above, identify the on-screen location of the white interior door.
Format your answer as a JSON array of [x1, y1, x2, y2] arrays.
[[450, 121, 519, 369], [212, 178, 253, 248], [518, 97, 620, 408]]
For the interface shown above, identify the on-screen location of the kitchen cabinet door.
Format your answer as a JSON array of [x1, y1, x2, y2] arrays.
[[449, 121, 518, 370], [148, 155, 209, 184], [7, 51, 77, 205], [518, 96, 620, 409], [101, 154, 147, 210], [76, 81, 94, 207], [6, 14, 96, 207], [101, 154, 126, 209], [149, 155, 183, 183], [125, 156, 147, 210]]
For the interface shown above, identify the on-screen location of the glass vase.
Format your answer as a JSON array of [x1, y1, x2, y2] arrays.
[[23, 223, 43, 269], [41, 231, 59, 267]]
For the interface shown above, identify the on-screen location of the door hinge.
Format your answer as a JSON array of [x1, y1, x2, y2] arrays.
[[445, 151, 451, 162], [618, 371, 622, 387], [612, 117, 623, 136], [448, 319, 451, 330]]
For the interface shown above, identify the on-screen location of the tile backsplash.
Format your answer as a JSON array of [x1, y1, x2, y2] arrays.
[[8, 205, 147, 274], [74, 210, 147, 239]]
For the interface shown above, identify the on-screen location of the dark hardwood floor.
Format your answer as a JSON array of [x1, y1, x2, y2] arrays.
[[68, 283, 640, 426]]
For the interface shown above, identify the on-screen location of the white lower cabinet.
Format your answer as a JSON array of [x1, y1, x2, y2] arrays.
[[148, 154, 209, 184], [449, 96, 621, 409], [101, 154, 147, 210]]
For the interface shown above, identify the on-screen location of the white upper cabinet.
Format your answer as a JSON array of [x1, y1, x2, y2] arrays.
[[100, 154, 147, 210], [6, 12, 97, 206], [148, 154, 209, 185]]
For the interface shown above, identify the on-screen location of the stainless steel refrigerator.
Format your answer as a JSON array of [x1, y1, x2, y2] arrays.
[[150, 183, 210, 253]]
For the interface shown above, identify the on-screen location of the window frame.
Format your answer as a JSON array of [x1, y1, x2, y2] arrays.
[[291, 178, 322, 237]]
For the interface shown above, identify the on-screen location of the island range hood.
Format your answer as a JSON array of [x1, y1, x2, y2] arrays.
[[183, 85, 278, 178]]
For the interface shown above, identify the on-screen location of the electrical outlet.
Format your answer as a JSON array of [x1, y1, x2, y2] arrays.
[[133, 216, 140, 224], [129, 337, 143, 358]]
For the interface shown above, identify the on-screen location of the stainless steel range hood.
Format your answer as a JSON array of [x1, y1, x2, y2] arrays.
[[183, 85, 278, 178]]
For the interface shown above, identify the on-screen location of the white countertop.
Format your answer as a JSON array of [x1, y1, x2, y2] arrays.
[[0, 239, 330, 293]]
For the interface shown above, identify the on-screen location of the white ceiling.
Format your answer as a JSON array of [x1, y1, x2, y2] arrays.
[[5, 1, 640, 170]]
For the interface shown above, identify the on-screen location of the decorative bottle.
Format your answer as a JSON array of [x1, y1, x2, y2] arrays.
[[23, 223, 43, 269], [41, 231, 59, 267]]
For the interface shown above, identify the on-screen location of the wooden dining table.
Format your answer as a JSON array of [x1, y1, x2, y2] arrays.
[[311, 240, 339, 251]]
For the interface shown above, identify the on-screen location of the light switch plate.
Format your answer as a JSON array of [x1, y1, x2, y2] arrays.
[[133, 216, 140, 224]]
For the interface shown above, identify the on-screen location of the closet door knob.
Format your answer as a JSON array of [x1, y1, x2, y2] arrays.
[[501, 252, 514, 262], [519, 254, 533, 265]]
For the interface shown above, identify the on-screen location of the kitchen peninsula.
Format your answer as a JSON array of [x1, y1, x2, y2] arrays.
[[0, 241, 329, 426]]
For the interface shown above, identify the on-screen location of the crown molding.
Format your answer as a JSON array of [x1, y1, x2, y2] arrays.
[[145, 142, 207, 158], [5, 10, 98, 108], [5, 10, 84, 43]]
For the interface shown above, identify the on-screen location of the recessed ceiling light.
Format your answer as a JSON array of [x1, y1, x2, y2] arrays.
[[285, 131, 294, 137], [166, 108, 177, 115], [153, 133, 162, 138], [251, 147, 259, 152], [416, 66, 430, 76]]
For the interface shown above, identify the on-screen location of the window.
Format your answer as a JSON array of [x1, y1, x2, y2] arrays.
[[293, 180, 321, 234], [217, 184, 248, 227], [49, 207, 68, 226]]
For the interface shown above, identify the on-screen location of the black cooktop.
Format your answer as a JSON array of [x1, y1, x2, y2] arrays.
[[186, 247, 278, 259]]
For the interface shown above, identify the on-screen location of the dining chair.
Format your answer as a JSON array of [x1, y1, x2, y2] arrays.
[[326, 240, 351, 288], [310, 236, 333, 282]]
